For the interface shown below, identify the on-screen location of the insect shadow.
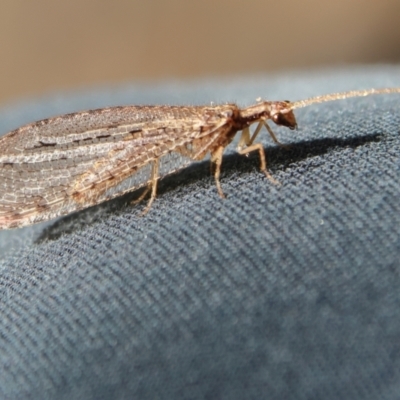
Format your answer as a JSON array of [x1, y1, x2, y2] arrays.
[[35, 131, 383, 243]]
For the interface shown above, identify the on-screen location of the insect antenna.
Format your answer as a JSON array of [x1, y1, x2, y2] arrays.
[[290, 87, 400, 110]]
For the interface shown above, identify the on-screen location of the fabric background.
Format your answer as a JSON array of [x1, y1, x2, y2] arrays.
[[0, 66, 400, 399]]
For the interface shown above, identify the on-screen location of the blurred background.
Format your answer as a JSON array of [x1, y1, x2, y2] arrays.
[[0, 0, 399, 106]]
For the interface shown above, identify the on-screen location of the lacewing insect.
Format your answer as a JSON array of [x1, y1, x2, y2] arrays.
[[0, 87, 399, 229]]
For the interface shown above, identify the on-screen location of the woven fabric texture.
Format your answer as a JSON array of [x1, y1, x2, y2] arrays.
[[0, 66, 400, 399]]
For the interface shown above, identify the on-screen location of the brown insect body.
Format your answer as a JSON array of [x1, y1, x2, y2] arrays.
[[237, 101, 297, 130], [0, 101, 296, 229], [0, 87, 399, 229]]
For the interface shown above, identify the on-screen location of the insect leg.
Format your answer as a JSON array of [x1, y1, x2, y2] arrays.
[[131, 159, 160, 214], [238, 120, 286, 148], [140, 158, 160, 215], [211, 146, 226, 198], [131, 185, 151, 205], [237, 143, 280, 185], [237, 123, 262, 152], [263, 121, 288, 148]]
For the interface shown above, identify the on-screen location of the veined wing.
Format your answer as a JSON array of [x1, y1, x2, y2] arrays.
[[0, 104, 236, 228]]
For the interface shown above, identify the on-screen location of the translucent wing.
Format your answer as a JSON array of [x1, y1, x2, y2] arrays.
[[0, 104, 236, 228]]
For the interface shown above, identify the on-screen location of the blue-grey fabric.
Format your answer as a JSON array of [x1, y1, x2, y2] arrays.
[[0, 66, 400, 399]]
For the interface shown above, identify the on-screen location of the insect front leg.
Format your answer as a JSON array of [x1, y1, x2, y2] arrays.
[[263, 121, 289, 148], [237, 121, 286, 151]]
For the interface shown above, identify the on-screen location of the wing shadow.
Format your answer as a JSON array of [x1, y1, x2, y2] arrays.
[[35, 132, 383, 242]]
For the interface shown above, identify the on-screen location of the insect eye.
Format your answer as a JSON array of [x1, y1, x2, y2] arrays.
[[272, 113, 280, 123], [272, 111, 298, 130]]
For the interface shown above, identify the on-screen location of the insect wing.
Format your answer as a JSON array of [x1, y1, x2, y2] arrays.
[[0, 105, 233, 229]]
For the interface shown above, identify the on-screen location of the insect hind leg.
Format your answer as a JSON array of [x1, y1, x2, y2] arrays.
[[131, 158, 160, 215]]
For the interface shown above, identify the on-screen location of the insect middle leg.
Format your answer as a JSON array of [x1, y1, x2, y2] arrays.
[[237, 127, 280, 185], [211, 146, 226, 198]]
